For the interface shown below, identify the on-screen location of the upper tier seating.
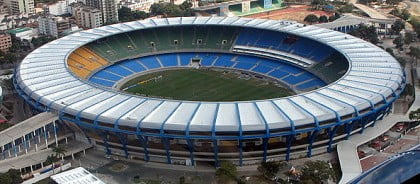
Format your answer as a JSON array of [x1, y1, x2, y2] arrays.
[[86, 26, 240, 62], [67, 47, 109, 78], [309, 52, 348, 83], [234, 28, 335, 63]]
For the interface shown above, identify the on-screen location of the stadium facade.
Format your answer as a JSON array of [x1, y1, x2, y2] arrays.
[[14, 17, 405, 167]]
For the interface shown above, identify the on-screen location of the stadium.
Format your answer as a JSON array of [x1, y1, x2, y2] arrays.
[[14, 17, 405, 167]]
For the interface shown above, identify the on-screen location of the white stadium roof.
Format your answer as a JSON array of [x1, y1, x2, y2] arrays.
[[51, 167, 105, 184], [15, 17, 404, 133]]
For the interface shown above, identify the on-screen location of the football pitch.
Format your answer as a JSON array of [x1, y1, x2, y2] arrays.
[[121, 69, 293, 101]]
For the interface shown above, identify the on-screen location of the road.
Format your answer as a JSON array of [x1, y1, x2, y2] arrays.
[[348, 0, 389, 19]]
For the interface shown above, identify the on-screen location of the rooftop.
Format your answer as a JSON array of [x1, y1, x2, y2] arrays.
[[6, 27, 32, 34], [51, 167, 105, 184]]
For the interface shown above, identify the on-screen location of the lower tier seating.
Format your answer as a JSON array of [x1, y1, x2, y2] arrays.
[[88, 53, 326, 91]]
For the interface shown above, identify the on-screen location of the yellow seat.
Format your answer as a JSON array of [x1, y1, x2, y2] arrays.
[[68, 65, 90, 78], [79, 47, 109, 65], [68, 53, 102, 71], [67, 47, 111, 78]]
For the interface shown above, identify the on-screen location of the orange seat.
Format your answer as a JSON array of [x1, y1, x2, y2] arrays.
[[67, 47, 110, 78]]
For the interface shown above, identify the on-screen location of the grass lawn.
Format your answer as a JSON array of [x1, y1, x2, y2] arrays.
[[121, 69, 293, 101]]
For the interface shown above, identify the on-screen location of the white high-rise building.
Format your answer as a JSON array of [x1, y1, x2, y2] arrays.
[[85, 0, 118, 24], [71, 4, 103, 29], [38, 15, 71, 37], [6, 0, 34, 14]]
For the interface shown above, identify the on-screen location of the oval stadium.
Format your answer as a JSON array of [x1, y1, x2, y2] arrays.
[[13, 17, 405, 167]]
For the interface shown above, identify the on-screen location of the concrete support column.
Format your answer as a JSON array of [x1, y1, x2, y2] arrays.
[[43, 126, 48, 148], [27, 135, 31, 148], [219, 5, 229, 16], [241, 1, 251, 13], [1, 145, 5, 159], [37, 130, 41, 143], [23, 135, 28, 154], [53, 121, 58, 147], [285, 135, 293, 161], [12, 141, 17, 157], [212, 139, 219, 167]]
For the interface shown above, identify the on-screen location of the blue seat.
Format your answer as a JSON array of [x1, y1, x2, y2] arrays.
[[269, 70, 289, 79], [258, 58, 283, 68], [138, 56, 161, 69], [255, 30, 286, 49], [89, 77, 115, 87], [91, 71, 122, 81], [280, 65, 303, 75], [196, 53, 218, 66], [309, 46, 334, 62], [105, 65, 133, 76], [234, 62, 255, 70], [252, 64, 273, 73], [158, 54, 178, 67], [213, 55, 234, 67], [236, 28, 261, 46], [282, 72, 315, 85], [179, 53, 197, 66], [120, 59, 146, 73], [235, 55, 259, 63]]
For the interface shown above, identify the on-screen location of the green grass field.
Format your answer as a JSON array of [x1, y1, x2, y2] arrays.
[[121, 69, 293, 101]]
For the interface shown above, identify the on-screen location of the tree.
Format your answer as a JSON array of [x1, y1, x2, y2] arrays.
[[216, 161, 237, 181], [52, 145, 66, 160], [300, 161, 333, 184], [386, 0, 402, 5], [391, 8, 411, 20], [45, 154, 59, 174], [0, 50, 17, 65], [0, 169, 23, 184], [393, 36, 404, 51], [0, 173, 12, 184], [304, 14, 319, 24], [118, 7, 134, 23], [258, 161, 286, 179], [385, 48, 394, 56], [118, 7, 149, 23], [408, 46, 420, 63], [391, 19, 405, 35], [409, 16, 420, 39], [311, 0, 326, 10], [409, 108, 420, 121], [401, 9, 411, 20], [401, 83, 413, 97], [319, 15, 328, 23], [150, 2, 193, 17], [349, 24, 379, 44], [31, 36, 55, 48], [133, 11, 148, 20], [338, 3, 354, 13], [404, 31, 417, 44], [6, 169, 22, 184]]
